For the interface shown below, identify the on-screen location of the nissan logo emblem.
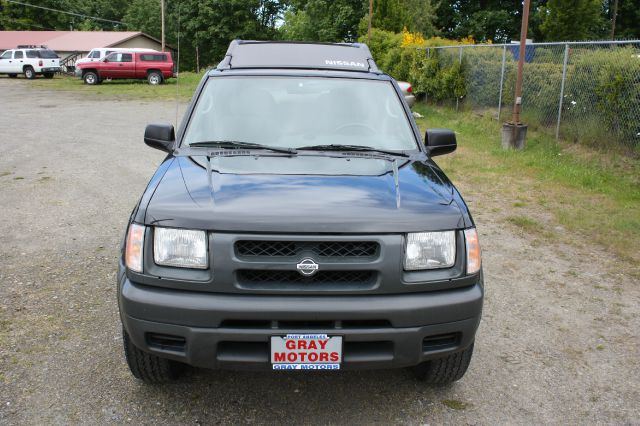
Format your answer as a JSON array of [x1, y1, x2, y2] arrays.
[[296, 258, 319, 276]]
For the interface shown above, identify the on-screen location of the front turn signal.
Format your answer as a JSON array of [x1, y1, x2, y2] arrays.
[[464, 228, 481, 275], [125, 223, 145, 273]]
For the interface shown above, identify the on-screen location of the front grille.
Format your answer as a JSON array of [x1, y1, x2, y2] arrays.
[[236, 240, 379, 258], [237, 270, 375, 286]]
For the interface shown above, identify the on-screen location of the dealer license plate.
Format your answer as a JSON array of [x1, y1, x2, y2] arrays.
[[271, 334, 342, 370]]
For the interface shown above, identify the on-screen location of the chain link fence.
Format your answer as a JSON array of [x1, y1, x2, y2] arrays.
[[427, 41, 640, 149]]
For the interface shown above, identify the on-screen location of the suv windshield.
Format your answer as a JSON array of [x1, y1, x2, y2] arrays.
[[183, 77, 417, 151]]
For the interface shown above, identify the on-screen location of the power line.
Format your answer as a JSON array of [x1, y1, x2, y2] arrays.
[[1, 0, 127, 26]]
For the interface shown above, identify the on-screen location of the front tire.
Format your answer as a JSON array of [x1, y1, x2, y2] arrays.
[[24, 66, 35, 80], [123, 329, 184, 383], [83, 71, 99, 85], [147, 71, 163, 85], [411, 342, 474, 384]]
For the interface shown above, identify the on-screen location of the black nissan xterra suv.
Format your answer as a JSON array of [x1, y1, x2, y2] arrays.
[[118, 40, 483, 384]]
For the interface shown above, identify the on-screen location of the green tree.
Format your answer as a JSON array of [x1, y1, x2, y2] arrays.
[[279, 0, 367, 42], [606, 0, 640, 39], [367, 0, 436, 36], [0, 0, 129, 31], [124, 0, 283, 71], [540, 0, 605, 41], [123, 0, 162, 39], [433, 0, 549, 42]]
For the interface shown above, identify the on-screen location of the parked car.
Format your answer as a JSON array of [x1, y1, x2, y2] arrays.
[[77, 51, 174, 85], [118, 41, 483, 384], [75, 47, 158, 67], [398, 81, 416, 107], [0, 46, 60, 79]]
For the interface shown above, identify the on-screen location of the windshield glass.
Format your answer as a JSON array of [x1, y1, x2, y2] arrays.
[[38, 50, 59, 59], [183, 76, 417, 151]]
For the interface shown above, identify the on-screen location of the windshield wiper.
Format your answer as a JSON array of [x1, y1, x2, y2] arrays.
[[297, 144, 408, 157], [189, 140, 297, 154]]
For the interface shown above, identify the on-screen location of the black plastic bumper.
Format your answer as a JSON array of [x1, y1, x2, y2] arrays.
[[119, 276, 483, 370]]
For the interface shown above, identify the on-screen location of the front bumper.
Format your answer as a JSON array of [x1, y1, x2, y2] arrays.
[[119, 275, 483, 370]]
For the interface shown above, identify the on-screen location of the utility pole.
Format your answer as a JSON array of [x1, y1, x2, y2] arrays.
[[161, 0, 165, 52], [501, 0, 530, 150], [367, 0, 373, 44], [610, 0, 619, 39]]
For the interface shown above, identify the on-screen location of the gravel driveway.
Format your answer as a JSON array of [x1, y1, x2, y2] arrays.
[[0, 78, 638, 425]]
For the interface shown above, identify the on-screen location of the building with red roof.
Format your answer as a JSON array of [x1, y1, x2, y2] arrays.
[[0, 31, 166, 61]]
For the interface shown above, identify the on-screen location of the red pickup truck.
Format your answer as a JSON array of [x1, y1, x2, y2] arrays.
[[77, 51, 174, 85]]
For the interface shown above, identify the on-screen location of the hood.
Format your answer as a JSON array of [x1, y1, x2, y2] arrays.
[[144, 154, 465, 233]]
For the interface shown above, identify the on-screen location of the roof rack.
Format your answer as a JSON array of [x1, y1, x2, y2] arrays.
[[16, 45, 48, 49], [217, 40, 380, 73]]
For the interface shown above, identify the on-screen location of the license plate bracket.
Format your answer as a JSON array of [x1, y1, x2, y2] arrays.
[[271, 334, 342, 370]]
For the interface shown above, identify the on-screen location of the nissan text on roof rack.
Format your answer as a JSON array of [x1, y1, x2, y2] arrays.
[[118, 40, 483, 384]]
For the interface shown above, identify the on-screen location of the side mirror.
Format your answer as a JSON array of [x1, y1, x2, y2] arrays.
[[425, 129, 457, 157], [144, 123, 175, 153]]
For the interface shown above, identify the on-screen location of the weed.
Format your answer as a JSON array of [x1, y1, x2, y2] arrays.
[[507, 215, 541, 233], [442, 399, 468, 410]]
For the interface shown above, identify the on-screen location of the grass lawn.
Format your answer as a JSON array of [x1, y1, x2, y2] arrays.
[[412, 104, 640, 266], [28, 71, 205, 101]]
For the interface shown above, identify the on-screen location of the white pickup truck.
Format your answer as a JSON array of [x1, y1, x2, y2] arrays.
[[0, 47, 61, 79]]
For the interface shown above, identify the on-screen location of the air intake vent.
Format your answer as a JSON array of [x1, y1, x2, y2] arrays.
[[422, 333, 460, 352], [146, 333, 186, 353]]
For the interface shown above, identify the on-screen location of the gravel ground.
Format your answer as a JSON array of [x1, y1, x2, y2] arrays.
[[0, 78, 639, 425]]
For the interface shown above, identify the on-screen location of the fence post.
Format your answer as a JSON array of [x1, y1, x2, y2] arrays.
[[497, 45, 507, 120], [556, 44, 569, 141], [456, 47, 462, 112]]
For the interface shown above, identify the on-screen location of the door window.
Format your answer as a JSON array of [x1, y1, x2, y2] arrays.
[[14, 51, 23, 59], [0, 51, 12, 59], [107, 53, 133, 62]]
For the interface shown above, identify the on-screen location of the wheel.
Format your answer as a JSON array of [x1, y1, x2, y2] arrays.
[[147, 71, 163, 85], [23, 66, 35, 80], [44, 72, 54, 79], [8, 73, 17, 78], [411, 342, 474, 384], [123, 329, 184, 383], [83, 71, 99, 85]]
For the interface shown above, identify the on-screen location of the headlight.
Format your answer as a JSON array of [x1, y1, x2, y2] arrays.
[[125, 223, 145, 273], [153, 227, 208, 269], [404, 231, 456, 270], [464, 228, 481, 275]]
